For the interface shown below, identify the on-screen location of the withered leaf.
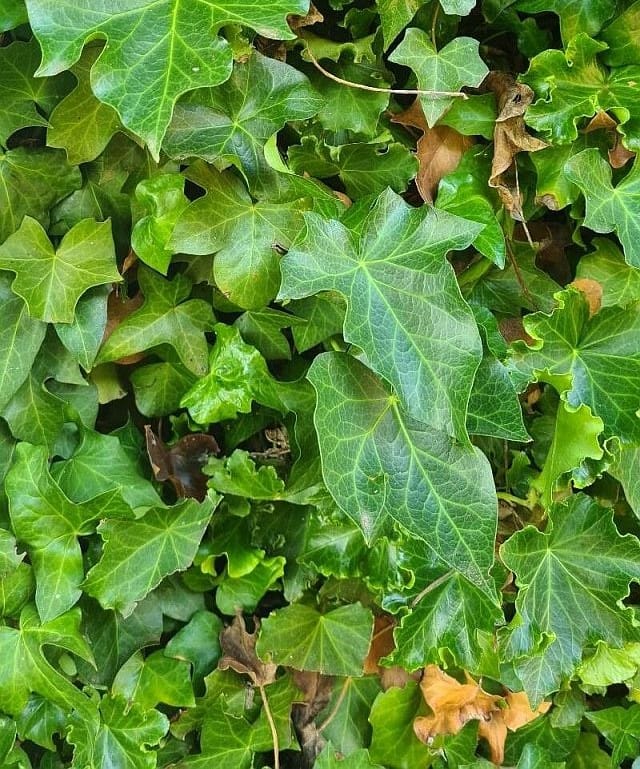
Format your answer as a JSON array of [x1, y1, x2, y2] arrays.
[[570, 278, 603, 317], [486, 72, 547, 220], [292, 670, 333, 766], [145, 425, 219, 501], [583, 111, 636, 168], [219, 613, 278, 687], [392, 99, 473, 203]]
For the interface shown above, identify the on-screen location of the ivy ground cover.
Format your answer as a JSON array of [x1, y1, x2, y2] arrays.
[[2, 0, 640, 766]]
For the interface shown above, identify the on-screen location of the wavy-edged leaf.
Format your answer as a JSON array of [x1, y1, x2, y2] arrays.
[[514, 0, 615, 41]]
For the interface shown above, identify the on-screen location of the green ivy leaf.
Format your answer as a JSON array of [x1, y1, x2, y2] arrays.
[[257, 602, 374, 676], [318, 678, 381, 754], [523, 34, 640, 151], [389, 29, 488, 127], [0, 0, 27, 31], [585, 706, 640, 766], [83, 495, 218, 616], [564, 148, 640, 268], [216, 556, 286, 614], [316, 745, 384, 769], [0, 147, 81, 244], [575, 238, 640, 307], [27, 0, 311, 159], [309, 353, 497, 591], [611, 446, 640, 518], [205, 450, 286, 500], [96, 266, 215, 376], [369, 683, 431, 769], [164, 610, 223, 681], [514, 0, 615, 41], [130, 362, 196, 418], [500, 494, 640, 704], [112, 650, 195, 710], [5, 443, 133, 622], [171, 164, 308, 309], [508, 288, 640, 444], [467, 357, 529, 440], [279, 188, 483, 441], [234, 308, 303, 360], [164, 52, 322, 181], [0, 216, 120, 324], [600, 0, 640, 66]]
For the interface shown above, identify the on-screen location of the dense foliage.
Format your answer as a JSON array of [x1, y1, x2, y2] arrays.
[[1, 0, 640, 766]]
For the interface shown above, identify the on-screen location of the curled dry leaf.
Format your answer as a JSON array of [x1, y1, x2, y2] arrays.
[[485, 72, 547, 219], [414, 665, 550, 765], [583, 110, 636, 168], [219, 613, 278, 687], [392, 99, 473, 203], [570, 278, 603, 317], [288, 2, 323, 32], [291, 670, 333, 766], [145, 425, 219, 501]]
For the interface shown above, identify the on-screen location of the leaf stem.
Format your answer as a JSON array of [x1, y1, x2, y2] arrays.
[[431, 2, 441, 49], [410, 569, 455, 608], [497, 491, 534, 510], [259, 684, 280, 769], [304, 47, 468, 99]]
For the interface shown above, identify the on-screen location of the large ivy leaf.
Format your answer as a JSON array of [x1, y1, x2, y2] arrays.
[[5, 443, 132, 622], [171, 163, 308, 309], [600, 0, 640, 66], [500, 494, 640, 704], [0, 146, 81, 244], [27, 0, 310, 159], [0, 604, 94, 719], [256, 602, 374, 676], [96, 266, 215, 376], [514, 0, 615, 41], [523, 34, 640, 151], [369, 683, 431, 769], [584, 705, 640, 766], [389, 29, 489, 127], [164, 52, 322, 181], [279, 188, 483, 441], [0, 216, 119, 323], [564, 148, 640, 268], [575, 238, 640, 308], [83, 495, 218, 616], [309, 353, 497, 592]]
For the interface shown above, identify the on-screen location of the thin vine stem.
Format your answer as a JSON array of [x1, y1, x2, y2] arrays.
[[259, 684, 280, 769], [410, 569, 455, 609], [304, 47, 468, 99], [318, 677, 351, 733]]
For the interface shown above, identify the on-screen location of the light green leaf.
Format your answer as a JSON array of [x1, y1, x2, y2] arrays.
[[389, 29, 489, 127], [318, 677, 381, 754], [508, 287, 640, 444], [27, 0, 311, 159], [0, 216, 119, 323], [6, 442, 133, 622], [215, 556, 285, 614], [375, 0, 429, 49], [564, 148, 640, 267], [205, 450, 285, 500], [257, 602, 374, 676], [600, 0, 640, 66], [309, 353, 497, 591], [164, 52, 322, 181], [514, 0, 615, 41], [0, 0, 28, 31], [171, 163, 308, 309], [234, 308, 303, 360], [0, 147, 81, 244], [131, 174, 188, 275], [164, 610, 223, 681], [316, 745, 384, 769], [55, 285, 110, 372], [0, 274, 46, 411], [523, 34, 640, 150], [0, 563, 34, 619], [611, 445, 640, 518], [500, 494, 640, 704], [279, 188, 483, 441], [575, 238, 640, 308], [47, 45, 123, 165], [585, 705, 640, 766], [467, 356, 529, 440], [369, 683, 431, 769], [96, 266, 215, 376], [112, 650, 194, 711], [83, 495, 218, 616], [181, 324, 283, 424], [578, 641, 640, 687], [289, 292, 347, 353]]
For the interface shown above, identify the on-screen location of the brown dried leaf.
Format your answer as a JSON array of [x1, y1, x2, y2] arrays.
[[219, 614, 278, 687], [392, 100, 473, 203], [486, 72, 547, 220], [363, 614, 396, 674], [583, 110, 617, 133], [145, 425, 219, 501], [583, 111, 636, 168], [478, 690, 551, 764], [570, 278, 603, 317], [609, 139, 636, 168], [289, 2, 323, 32], [499, 317, 535, 346], [291, 670, 333, 766]]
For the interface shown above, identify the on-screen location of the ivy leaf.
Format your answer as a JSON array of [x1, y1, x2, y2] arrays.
[[181, 324, 283, 424], [96, 266, 215, 376], [388, 571, 503, 676], [164, 52, 322, 181], [514, 0, 615, 42], [575, 238, 640, 308], [584, 705, 640, 765], [467, 357, 529, 440], [47, 45, 122, 165], [27, 0, 311, 160], [130, 362, 195, 418], [318, 677, 381, 754], [508, 288, 640, 444], [0, 274, 46, 411], [235, 308, 303, 360], [54, 285, 110, 372], [316, 745, 384, 769], [389, 29, 489, 128], [205, 450, 286, 500], [523, 35, 640, 151], [564, 148, 640, 268], [289, 292, 347, 353], [5, 443, 133, 622], [611, 446, 640, 518], [309, 353, 497, 593], [257, 602, 374, 676], [0, 0, 27, 31], [0, 147, 81, 244], [0, 39, 71, 147], [165, 610, 223, 681], [0, 216, 120, 324], [600, 1, 640, 66], [112, 650, 195, 710], [0, 604, 94, 719], [131, 173, 189, 275], [500, 494, 640, 704], [170, 164, 308, 310], [83, 495, 218, 616], [369, 683, 431, 769], [279, 188, 483, 441]]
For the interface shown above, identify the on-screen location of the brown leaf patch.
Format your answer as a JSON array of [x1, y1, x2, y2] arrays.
[[571, 278, 603, 317], [485, 72, 547, 220], [392, 99, 473, 203], [219, 614, 278, 687], [145, 425, 219, 501], [584, 110, 636, 168]]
